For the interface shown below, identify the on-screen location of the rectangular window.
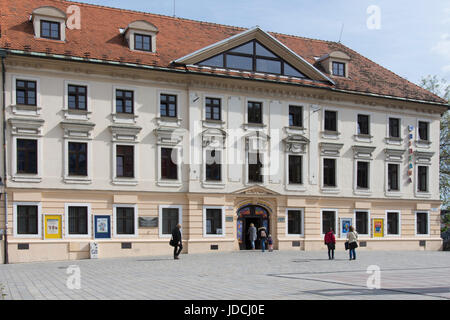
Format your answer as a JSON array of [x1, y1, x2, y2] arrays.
[[287, 210, 302, 235], [288, 155, 302, 184], [355, 211, 369, 235], [357, 161, 369, 189], [324, 110, 337, 132], [16, 79, 37, 106], [68, 206, 88, 235], [248, 101, 262, 124], [332, 62, 345, 77], [162, 207, 179, 235], [205, 97, 221, 121], [205, 149, 221, 181], [357, 114, 370, 135], [68, 142, 87, 176], [289, 105, 303, 127], [17, 205, 38, 235], [205, 208, 223, 235], [161, 148, 178, 180], [322, 210, 336, 234], [160, 94, 177, 118], [248, 152, 263, 183], [17, 139, 37, 174], [134, 33, 151, 52], [116, 90, 134, 114], [388, 163, 399, 191], [40, 20, 60, 40], [416, 212, 428, 235], [68, 85, 87, 110], [387, 212, 400, 235], [116, 145, 134, 178], [116, 207, 135, 235], [418, 121, 429, 141], [323, 158, 336, 187], [417, 166, 428, 192], [389, 118, 400, 138]]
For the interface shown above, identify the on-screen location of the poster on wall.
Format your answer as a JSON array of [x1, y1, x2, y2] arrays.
[[340, 218, 352, 238], [373, 218, 384, 237], [44, 215, 62, 239], [94, 215, 111, 239]]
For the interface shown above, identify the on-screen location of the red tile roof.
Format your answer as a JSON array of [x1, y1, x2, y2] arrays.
[[1, 0, 447, 105]]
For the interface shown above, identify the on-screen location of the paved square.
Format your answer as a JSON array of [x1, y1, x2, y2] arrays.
[[0, 250, 448, 300]]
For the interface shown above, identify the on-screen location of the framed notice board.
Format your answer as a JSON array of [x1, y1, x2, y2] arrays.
[[44, 215, 62, 239], [372, 218, 384, 237], [94, 215, 111, 239]]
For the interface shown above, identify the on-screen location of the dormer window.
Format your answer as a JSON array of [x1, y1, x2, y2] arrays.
[[40, 20, 60, 40], [134, 34, 151, 52], [124, 20, 158, 53], [32, 6, 66, 41], [332, 61, 345, 77]]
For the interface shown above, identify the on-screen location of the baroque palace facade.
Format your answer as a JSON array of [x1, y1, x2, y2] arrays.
[[0, 0, 448, 263]]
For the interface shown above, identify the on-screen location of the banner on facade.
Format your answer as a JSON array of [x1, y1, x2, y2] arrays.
[[44, 215, 62, 239], [372, 218, 384, 237]]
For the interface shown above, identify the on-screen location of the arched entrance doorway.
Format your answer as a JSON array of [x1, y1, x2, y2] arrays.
[[237, 205, 270, 250]]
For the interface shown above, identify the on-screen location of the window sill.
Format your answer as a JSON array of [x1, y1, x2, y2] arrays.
[[321, 131, 340, 140], [202, 181, 226, 189], [354, 134, 373, 143], [157, 180, 182, 187], [415, 140, 432, 149], [385, 137, 403, 145], [12, 175, 42, 183], [320, 187, 340, 194], [385, 191, 402, 198], [244, 123, 266, 130], [156, 117, 182, 128], [64, 177, 92, 184], [112, 178, 138, 186], [415, 192, 432, 198], [285, 126, 306, 135], [285, 184, 306, 192], [64, 109, 92, 121], [113, 113, 138, 124], [12, 104, 42, 116], [202, 120, 225, 129]]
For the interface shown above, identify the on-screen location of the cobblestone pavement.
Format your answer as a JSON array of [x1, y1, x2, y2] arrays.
[[0, 250, 449, 300]]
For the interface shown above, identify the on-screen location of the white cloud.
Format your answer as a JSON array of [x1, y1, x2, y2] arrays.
[[442, 65, 450, 73], [431, 33, 450, 58]]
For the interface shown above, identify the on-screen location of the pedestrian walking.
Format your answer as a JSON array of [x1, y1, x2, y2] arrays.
[[267, 234, 273, 252], [258, 226, 268, 252], [171, 224, 183, 260], [324, 227, 336, 260], [247, 223, 257, 250], [346, 226, 358, 260]]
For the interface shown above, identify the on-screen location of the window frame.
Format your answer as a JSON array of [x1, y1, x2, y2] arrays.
[[289, 105, 303, 128], [204, 148, 223, 183], [417, 120, 430, 142], [385, 210, 401, 237], [134, 33, 152, 52], [67, 84, 88, 111], [321, 209, 338, 236], [115, 89, 135, 115], [247, 101, 263, 124], [113, 204, 138, 238], [247, 151, 264, 184], [414, 211, 430, 236], [159, 205, 183, 238], [205, 97, 222, 121], [323, 158, 337, 188], [417, 165, 429, 193], [40, 19, 61, 40], [16, 138, 38, 175], [387, 163, 400, 192], [286, 208, 304, 237], [157, 146, 182, 187], [116, 145, 135, 178], [388, 117, 401, 138], [67, 141, 88, 177], [13, 202, 42, 239], [203, 206, 226, 237], [332, 61, 346, 77], [15, 79, 37, 106], [64, 203, 92, 238], [288, 154, 303, 185], [160, 93, 178, 118], [357, 114, 370, 135], [356, 161, 370, 190], [64, 139, 92, 184], [353, 210, 370, 237]]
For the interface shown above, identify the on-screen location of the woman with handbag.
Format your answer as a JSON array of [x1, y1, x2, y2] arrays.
[[324, 228, 336, 260], [346, 226, 358, 260]]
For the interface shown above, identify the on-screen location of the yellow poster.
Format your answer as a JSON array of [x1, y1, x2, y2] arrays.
[[372, 218, 384, 237], [44, 215, 62, 239]]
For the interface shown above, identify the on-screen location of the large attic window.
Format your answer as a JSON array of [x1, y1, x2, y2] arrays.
[[198, 40, 308, 78], [32, 6, 66, 41], [124, 20, 158, 53]]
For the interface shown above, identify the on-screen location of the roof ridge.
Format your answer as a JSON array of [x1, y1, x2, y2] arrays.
[[269, 30, 337, 45], [64, 0, 246, 31], [334, 42, 447, 103]]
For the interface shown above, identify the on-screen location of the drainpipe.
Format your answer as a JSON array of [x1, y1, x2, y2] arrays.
[[0, 49, 8, 264]]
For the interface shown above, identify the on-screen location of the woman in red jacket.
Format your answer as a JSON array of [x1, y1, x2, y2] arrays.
[[324, 228, 336, 260]]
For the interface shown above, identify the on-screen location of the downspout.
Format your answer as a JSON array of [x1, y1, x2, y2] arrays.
[[0, 49, 8, 264]]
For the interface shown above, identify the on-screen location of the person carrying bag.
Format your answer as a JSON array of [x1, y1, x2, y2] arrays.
[[346, 226, 358, 260]]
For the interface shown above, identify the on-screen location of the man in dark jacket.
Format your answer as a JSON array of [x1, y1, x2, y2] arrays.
[[171, 224, 182, 260]]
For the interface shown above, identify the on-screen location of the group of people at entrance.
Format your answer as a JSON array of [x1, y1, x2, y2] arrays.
[[247, 223, 273, 252], [324, 226, 358, 260]]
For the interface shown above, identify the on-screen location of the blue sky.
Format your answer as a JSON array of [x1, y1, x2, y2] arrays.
[[74, 0, 450, 88]]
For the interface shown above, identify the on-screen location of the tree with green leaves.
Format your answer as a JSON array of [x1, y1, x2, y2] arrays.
[[419, 75, 449, 209]]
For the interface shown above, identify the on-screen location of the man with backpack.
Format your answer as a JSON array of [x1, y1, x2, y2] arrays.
[[258, 226, 268, 252]]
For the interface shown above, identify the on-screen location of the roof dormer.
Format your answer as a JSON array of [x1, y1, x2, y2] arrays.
[[318, 51, 351, 78], [32, 6, 67, 41], [124, 20, 158, 53]]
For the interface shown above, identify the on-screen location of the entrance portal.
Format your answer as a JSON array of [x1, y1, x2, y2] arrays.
[[237, 205, 270, 250]]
